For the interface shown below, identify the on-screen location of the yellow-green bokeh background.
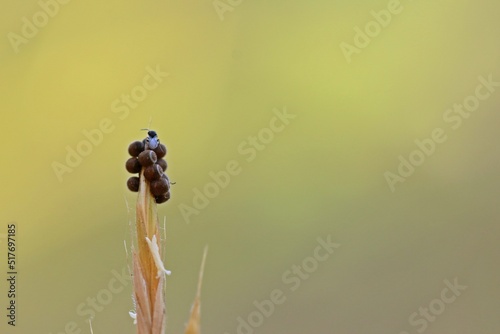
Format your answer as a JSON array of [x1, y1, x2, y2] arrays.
[[1, 1, 499, 333]]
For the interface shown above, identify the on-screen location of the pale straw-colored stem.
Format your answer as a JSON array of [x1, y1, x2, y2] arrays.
[[130, 141, 207, 334], [133, 167, 166, 334], [184, 246, 208, 334]]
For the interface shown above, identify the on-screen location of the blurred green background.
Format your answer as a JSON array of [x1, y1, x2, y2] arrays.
[[1, 0, 499, 333]]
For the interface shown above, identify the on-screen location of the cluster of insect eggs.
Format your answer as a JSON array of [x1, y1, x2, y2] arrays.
[[125, 131, 171, 204]]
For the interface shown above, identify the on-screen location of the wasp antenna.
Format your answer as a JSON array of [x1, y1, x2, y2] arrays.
[[141, 118, 153, 132]]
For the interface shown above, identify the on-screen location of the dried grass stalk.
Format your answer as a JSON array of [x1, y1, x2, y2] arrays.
[[133, 168, 166, 334], [184, 246, 208, 334], [129, 137, 208, 334]]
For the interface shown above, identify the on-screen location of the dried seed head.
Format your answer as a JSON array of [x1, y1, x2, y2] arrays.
[[138, 150, 157, 167], [151, 177, 169, 196], [125, 157, 142, 174], [153, 143, 167, 159], [127, 176, 140, 192], [155, 191, 170, 204], [144, 164, 163, 181], [128, 141, 145, 157], [157, 158, 167, 171]]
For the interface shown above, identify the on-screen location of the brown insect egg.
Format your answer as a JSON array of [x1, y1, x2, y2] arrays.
[[157, 158, 167, 171], [153, 143, 167, 159], [128, 141, 145, 157], [155, 191, 171, 204], [161, 173, 171, 187], [125, 157, 142, 174], [138, 150, 157, 167], [127, 176, 140, 192], [144, 164, 163, 181], [150, 177, 169, 196]]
